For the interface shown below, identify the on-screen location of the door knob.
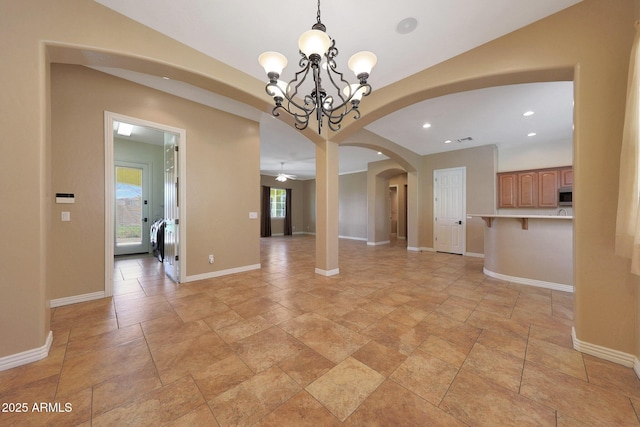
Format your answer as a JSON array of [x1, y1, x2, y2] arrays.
[[458, 220, 462, 225]]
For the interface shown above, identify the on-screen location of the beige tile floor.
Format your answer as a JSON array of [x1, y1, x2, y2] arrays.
[[2, 235, 640, 426]]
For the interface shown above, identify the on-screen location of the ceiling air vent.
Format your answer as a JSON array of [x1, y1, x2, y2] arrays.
[[456, 137, 473, 143]]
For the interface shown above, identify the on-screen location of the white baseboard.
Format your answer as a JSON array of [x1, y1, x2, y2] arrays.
[[407, 246, 434, 252], [483, 268, 573, 293], [465, 252, 485, 258], [315, 267, 339, 277], [339, 235, 367, 241], [183, 264, 261, 283], [367, 240, 390, 246], [0, 331, 53, 372], [50, 291, 105, 308], [572, 327, 638, 375]]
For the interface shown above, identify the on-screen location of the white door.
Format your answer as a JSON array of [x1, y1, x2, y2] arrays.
[[114, 161, 150, 255], [434, 167, 466, 254], [164, 133, 180, 281]]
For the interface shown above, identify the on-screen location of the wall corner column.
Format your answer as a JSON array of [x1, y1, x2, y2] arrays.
[[315, 138, 339, 276], [406, 170, 420, 250]]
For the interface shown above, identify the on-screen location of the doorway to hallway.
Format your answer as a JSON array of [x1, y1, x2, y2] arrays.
[[105, 112, 186, 297]]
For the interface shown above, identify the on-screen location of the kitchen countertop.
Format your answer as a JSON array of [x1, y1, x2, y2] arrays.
[[469, 214, 572, 230], [469, 214, 573, 219]]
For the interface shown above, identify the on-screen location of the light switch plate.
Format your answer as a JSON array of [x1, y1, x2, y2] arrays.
[[249, 212, 258, 219], [61, 212, 70, 221]]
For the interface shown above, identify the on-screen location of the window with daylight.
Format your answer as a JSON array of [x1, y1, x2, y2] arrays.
[[270, 188, 286, 218]]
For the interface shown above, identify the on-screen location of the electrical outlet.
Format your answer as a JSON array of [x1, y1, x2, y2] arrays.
[[208, 254, 214, 264]]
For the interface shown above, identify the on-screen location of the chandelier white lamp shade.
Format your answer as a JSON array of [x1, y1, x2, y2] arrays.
[[258, 0, 376, 134]]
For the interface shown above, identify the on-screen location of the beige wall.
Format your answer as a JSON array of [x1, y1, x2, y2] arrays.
[[498, 139, 573, 172], [50, 64, 260, 299], [338, 172, 368, 240], [260, 175, 305, 235], [3, 0, 640, 365], [302, 180, 316, 234]]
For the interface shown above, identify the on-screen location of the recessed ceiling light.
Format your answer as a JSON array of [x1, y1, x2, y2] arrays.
[[523, 111, 534, 117], [396, 17, 418, 35], [117, 122, 133, 136], [162, 76, 170, 80], [444, 140, 452, 144], [377, 151, 382, 155], [528, 132, 537, 137], [422, 123, 431, 129]]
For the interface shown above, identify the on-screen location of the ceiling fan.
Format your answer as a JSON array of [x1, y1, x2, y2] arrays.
[[275, 162, 297, 182]]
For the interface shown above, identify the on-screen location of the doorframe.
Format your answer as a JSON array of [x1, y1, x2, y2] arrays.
[[389, 184, 399, 237], [433, 166, 467, 255], [104, 111, 187, 296]]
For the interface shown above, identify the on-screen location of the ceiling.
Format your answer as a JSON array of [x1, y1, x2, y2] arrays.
[[94, 0, 580, 180]]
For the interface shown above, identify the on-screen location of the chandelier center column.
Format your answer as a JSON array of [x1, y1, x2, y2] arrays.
[[315, 138, 339, 276]]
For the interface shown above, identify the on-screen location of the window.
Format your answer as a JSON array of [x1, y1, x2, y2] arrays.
[[270, 188, 286, 218]]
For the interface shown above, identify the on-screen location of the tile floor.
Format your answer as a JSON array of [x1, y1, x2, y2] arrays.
[[1, 235, 640, 426]]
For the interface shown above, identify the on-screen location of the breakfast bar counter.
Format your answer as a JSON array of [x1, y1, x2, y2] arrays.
[[469, 214, 574, 292]]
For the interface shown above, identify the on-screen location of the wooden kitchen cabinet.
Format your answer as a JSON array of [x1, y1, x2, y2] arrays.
[[497, 166, 571, 209], [517, 171, 538, 208], [497, 173, 517, 208], [560, 167, 573, 187], [538, 169, 559, 207]]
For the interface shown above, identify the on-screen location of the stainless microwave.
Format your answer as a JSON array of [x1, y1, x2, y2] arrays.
[[559, 186, 572, 206]]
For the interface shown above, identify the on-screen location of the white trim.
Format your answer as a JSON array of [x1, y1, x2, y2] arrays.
[[634, 357, 640, 380], [50, 291, 105, 308], [104, 112, 114, 296], [407, 246, 434, 252], [315, 267, 339, 276], [0, 331, 53, 372], [483, 267, 573, 293], [389, 184, 400, 237], [339, 235, 367, 241], [572, 327, 636, 369], [271, 233, 285, 236], [182, 264, 261, 283], [367, 240, 390, 246], [465, 252, 485, 258]]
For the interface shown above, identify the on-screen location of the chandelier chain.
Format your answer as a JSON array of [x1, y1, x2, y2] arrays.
[[316, 0, 321, 24]]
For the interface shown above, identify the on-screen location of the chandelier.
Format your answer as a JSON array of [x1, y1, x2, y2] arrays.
[[258, 0, 377, 134]]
